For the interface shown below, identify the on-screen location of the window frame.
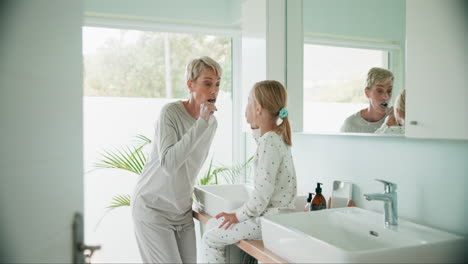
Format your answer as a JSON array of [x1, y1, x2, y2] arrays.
[[83, 14, 244, 166]]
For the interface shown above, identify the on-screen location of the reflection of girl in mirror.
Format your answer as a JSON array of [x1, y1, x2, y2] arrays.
[[376, 89, 406, 135], [340, 67, 394, 133]]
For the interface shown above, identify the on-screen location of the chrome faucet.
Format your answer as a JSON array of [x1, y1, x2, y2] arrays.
[[364, 179, 398, 228]]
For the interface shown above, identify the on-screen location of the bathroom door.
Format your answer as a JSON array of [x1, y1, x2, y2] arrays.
[[0, 0, 86, 262]]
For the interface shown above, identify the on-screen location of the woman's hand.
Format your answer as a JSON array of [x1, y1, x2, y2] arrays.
[[200, 102, 217, 121], [215, 212, 239, 230]]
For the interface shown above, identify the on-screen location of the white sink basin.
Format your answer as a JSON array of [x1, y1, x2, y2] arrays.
[[194, 184, 306, 216], [194, 184, 253, 216], [261, 207, 467, 263]]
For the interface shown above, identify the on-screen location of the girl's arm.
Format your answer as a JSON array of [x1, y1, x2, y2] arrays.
[[235, 136, 280, 222]]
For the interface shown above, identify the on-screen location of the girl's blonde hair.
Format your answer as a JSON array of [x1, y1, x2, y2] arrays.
[[253, 80, 292, 146], [395, 89, 406, 113], [394, 89, 406, 122]]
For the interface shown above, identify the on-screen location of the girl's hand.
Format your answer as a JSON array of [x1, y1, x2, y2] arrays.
[[200, 102, 217, 121], [384, 113, 397, 126], [215, 212, 239, 230]]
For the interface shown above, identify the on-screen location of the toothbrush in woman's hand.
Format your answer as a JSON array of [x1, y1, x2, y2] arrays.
[[207, 98, 216, 114]]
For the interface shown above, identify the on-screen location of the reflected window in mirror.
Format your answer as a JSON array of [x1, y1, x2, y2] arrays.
[[303, 44, 392, 134]]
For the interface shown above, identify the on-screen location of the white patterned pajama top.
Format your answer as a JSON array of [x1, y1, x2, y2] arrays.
[[202, 129, 297, 263]]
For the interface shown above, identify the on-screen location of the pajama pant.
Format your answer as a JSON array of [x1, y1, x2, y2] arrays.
[[202, 217, 262, 263], [133, 217, 197, 263]]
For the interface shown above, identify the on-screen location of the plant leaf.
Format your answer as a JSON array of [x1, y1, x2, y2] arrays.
[[134, 134, 152, 151], [94, 146, 146, 175], [198, 156, 254, 185], [107, 194, 131, 208], [217, 155, 254, 184], [198, 157, 214, 185]]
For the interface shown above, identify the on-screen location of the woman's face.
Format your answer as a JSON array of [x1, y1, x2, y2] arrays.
[[188, 68, 220, 105], [245, 89, 257, 125], [365, 80, 393, 115]]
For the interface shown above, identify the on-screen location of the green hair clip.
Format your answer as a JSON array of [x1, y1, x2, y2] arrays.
[[278, 108, 288, 119]]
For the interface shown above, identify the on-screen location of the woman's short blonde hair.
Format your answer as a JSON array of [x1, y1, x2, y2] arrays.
[[366, 67, 394, 89], [185, 56, 222, 81]]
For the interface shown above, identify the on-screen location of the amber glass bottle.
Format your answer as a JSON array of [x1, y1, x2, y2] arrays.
[[311, 183, 327, 211]]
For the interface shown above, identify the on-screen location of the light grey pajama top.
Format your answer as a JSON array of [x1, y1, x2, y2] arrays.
[[340, 110, 389, 133], [132, 100, 217, 225]]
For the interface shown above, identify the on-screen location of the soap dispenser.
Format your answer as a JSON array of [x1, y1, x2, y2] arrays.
[[304, 192, 313, 212], [311, 183, 327, 211]]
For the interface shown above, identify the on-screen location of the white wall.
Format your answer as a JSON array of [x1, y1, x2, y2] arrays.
[[0, 0, 83, 262]]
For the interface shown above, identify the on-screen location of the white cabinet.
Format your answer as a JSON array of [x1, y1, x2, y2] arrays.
[[405, 0, 468, 140]]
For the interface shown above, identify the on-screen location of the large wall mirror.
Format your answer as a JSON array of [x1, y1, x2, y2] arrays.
[[301, 0, 406, 136]]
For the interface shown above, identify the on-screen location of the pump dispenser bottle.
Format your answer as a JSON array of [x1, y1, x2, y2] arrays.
[[304, 192, 313, 212], [311, 183, 326, 211]]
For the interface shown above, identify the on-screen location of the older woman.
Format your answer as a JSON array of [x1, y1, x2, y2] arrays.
[[131, 56, 222, 263], [340, 67, 394, 133]]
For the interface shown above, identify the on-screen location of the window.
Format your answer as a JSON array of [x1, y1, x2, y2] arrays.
[[83, 27, 232, 98], [83, 26, 234, 262], [303, 43, 390, 133]]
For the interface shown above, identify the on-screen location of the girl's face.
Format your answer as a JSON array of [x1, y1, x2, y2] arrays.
[[245, 89, 258, 125], [365, 80, 393, 115], [187, 68, 220, 105]]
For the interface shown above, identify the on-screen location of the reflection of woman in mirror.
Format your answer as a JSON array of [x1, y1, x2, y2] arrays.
[[340, 67, 394, 133], [376, 89, 406, 135]]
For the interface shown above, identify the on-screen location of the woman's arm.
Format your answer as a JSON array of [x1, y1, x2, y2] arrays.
[[158, 106, 217, 173]]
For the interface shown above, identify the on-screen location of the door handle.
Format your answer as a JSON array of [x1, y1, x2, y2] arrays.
[[73, 212, 101, 264], [79, 243, 101, 263]]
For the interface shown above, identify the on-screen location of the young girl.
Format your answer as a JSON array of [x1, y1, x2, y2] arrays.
[[201, 80, 297, 263]]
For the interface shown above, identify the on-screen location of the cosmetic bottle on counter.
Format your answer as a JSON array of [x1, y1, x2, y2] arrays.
[[311, 183, 326, 211], [303, 192, 313, 212]]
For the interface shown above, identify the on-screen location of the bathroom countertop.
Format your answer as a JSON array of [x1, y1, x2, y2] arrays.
[[192, 208, 288, 264]]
